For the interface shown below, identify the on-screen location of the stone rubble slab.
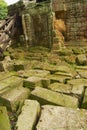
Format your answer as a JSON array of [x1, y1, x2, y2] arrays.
[[17, 69, 50, 78], [47, 74, 71, 83], [30, 87, 78, 108], [0, 76, 23, 95], [0, 87, 30, 112], [36, 105, 87, 130], [16, 100, 40, 130], [48, 82, 72, 94]]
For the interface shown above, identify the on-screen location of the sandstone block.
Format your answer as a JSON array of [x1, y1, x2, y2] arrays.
[[23, 76, 42, 89], [0, 76, 23, 94], [0, 87, 30, 112], [36, 105, 87, 130], [31, 87, 78, 108], [16, 100, 40, 130], [76, 54, 87, 65]]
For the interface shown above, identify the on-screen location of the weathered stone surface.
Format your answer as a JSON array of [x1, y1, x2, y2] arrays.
[[13, 60, 28, 71], [81, 88, 87, 109], [76, 54, 87, 65], [22, 0, 53, 48], [0, 106, 11, 130], [0, 76, 23, 94], [48, 74, 71, 83], [0, 87, 30, 112], [48, 82, 71, 94], [17, 69, 50, 78], [31, 87, 78, 108], [67, 79, 87, 96], [54, 71, 73, 77], [23, 76, 42, 89], [0, 72, 15, 81], [36, 105, 87, 130], [76, 69, 87, 79], [16, 100, 40, 130], [48, 65, 73, 73]]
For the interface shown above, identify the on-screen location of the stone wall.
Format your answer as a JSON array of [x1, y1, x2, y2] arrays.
[[53, 0, 87, 41], [22, 0, 53, 48]]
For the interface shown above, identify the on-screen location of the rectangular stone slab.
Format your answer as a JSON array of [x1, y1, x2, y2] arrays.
[[36, 105, 87, 130], [0, 106, 11, 130], [16, 100, 40, 130], [0, 87, 30, 112], [30, 87, 78, 108], [0, 76, 23, 94]]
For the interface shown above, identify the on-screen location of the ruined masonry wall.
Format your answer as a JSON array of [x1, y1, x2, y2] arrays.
[[53, 0, 87, 41]]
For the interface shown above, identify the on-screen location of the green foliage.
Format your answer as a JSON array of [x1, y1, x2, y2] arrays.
[[0, 0, 8, 20]]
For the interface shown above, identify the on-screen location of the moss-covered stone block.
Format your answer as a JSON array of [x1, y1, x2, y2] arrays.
[[23, 76, 42, 89], [0, 106, 11, 130], [76, 54, 87, 65], [0, 87, 30, 112], [0, 76, 23, 94], [16, 100, 40, 130], [30, 87, 79, 108]]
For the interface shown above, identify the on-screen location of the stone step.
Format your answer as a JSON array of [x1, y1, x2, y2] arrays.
[[0, 76, 23, 95], [30, 87, 79, 108], [16, 100, 40, 130], [0, 87, 30, 112], [0, 106, 11, 130], [36, 105, 87, 130]]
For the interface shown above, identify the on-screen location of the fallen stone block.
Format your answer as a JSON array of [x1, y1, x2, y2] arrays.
[[17, 69, 50, 78], [0, 87, 30, 112], [48, 82, 72, 94], [76, 69, 87, 79], [16, 100, 40, 130], [81, 88, 87, 109], [23, 76, 42, 89], [36, 105, 87, 130], [0, 76, 23, 94], [13, 60, 27, 71], [0, 72, 15, 81], [0, 106, 11, 130], [76, 54, 87, 65], [48, 74, 71, 83], [30, 87, 78, 108]]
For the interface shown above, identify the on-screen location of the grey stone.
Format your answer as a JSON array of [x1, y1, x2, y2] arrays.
[[0, 106, 11, 130], [16, 100, 40, 130], [31, 87, 78, 108], [76, 69, 87, 79], [0, 87, 30, 112], [48, 82, 72, 94], [76, 54, 87, 65], [23, 76, 42, 89], [48, 74, 71, 83], [0, 76, 23, 94], [17, 69, 50, 78], [36, 105, 87, 130], [67, 78, 87, 96]]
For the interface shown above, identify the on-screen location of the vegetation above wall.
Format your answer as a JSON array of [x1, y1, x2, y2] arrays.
[[0, 0, 8, 19]]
